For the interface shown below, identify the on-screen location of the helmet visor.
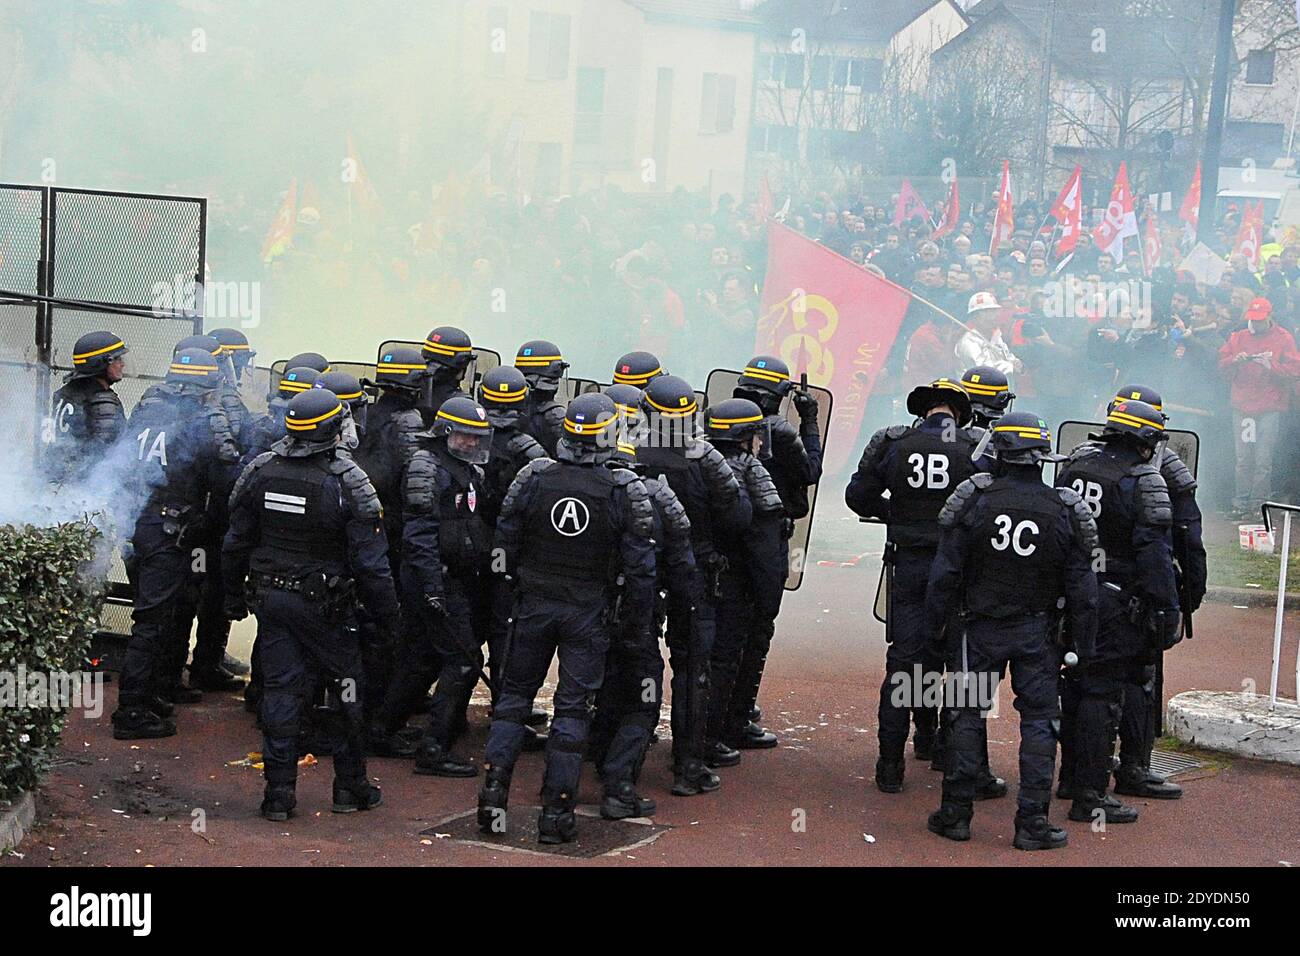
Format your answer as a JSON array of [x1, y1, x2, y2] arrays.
[[447, 427, 493, 465]]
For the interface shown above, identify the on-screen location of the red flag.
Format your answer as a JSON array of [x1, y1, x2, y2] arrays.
[[1048, 165, 1083, 255], [893, 178, 931, 228], [932, 177, 960, 239], [989, 161, 1014, 256], [1092, 161, 1138, 259], [1178, 163, 1202, 231], [1142, 214, 1161, 276], [1234, 200, 1264, 268], [756, 221, 911, 473], [260, 179, 297, 263]]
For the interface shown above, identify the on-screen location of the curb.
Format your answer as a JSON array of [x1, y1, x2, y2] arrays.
[[0, 791, 35, 854], [1167, 691, 1300, 766], [1203, 585, 1299, 609]]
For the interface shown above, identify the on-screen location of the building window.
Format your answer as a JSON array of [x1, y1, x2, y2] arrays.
[[811, 55, 831, 91], [575, 67, 605, 146], [848, 58, 883, 92], [758, 53, 780, 84], [1246, 49, 1275, 85], [701, 73, 737, 133], [486, 6, 507, 77], [527, 11, 570, 80], [752, 124, 798, 160], [783, 53, 804, 89]]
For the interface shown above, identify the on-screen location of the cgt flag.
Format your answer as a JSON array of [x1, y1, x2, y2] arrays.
[[756, 221, 910, 472], [1092, 160, 1138, 259], [1234, 200, 1265, 268], [932, 177, 960, 239], [989, 161, 1014, 256], [1048, 165, 1083, 255], [893, 178, 931, 228]]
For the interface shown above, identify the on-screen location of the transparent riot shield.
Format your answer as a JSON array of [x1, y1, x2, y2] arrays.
[[557, 377, 604, 403], [270, 358, 378, 400], [1055, 421, 1200, 480], [705, 368, 833, 591]]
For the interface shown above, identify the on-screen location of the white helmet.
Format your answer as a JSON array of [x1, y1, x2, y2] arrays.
[[967, 291, 1001, 314]]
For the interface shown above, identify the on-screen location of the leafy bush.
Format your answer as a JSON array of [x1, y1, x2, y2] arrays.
[[0, 520, 106, 802]]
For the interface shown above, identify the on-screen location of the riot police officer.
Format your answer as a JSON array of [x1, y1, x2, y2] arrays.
[[612, 350, 665, 388], [513, 340, 568, 456], [846, 379, 988, 793], [731, 355, 824, 747], [370, 396, 493, 777], [959, 365, 1015, 432], [590, 388, 697, 819], [703, 398, 786, 762], [222, 388, 402, 821], [420, 326, 473, 416], [110, 348, 241, 739], [284, 351, 330, 375], [478, 393, 655, 844], [1104, 384, 1203, 799], [209, 327, 257, 448], [46, 330, 128, 485], [355, 345, 429, 573], [315, 370, 369, 454], [1056, 400, 1180, 825], [925, 412, 1098, 850], [475, 367, 546, 688], [638, 375, 751, 795]]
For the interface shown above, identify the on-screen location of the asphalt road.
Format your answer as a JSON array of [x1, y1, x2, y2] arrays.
[[6, 498, 1299, 867]]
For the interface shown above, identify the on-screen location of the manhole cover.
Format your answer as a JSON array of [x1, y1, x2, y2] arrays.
[[421, 807, 669, 858], [1150, 749, 1205, 778]]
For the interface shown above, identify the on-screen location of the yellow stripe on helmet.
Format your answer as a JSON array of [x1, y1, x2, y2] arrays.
[[333, 390, 365, 401], [73, 339, 126, 363], [644, 394, 697, 416], [376, 362, 425, 373], [613, 367, 662, 385], [169, 363, 218, 375], [481, 384, 528, 403], [709, 414, 763, 428], [514, 355, 563, 365], [1115, 392, 1161, 411], [564, 416, 615, 434], [743, 366, 788, 382], [285, 404, 343, 429], [279, 379, 314, 391], [1107, 410, 1164, 431], [436, 409, 492, 430], [993, 425, 1050, 439], [424, 340, 472, 354]]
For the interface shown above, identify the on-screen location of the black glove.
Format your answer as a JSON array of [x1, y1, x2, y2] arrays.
[[792, 388, 819, 420], [424, 593, 447, 618], [1158, 608, 1183, 651], [223, 594, 248, 621]]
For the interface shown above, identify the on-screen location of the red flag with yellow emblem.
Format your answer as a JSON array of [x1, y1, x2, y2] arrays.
[[756, 221, 911, 472]]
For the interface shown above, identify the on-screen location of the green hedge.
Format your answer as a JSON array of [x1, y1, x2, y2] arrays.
[[0, 520, 106, 802]]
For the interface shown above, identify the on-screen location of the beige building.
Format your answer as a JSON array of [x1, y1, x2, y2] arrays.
[[461, 0, 761, 203]]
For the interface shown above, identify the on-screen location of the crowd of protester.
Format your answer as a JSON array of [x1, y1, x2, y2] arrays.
[[225, 179, 1300, 517]]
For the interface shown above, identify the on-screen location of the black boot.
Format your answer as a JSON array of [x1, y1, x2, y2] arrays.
[[367, 724, 418, 758], [1068, 789, 1139, 824], [704, 740, 741, 768], [749, 705, 762, 723], [927, 803, 972, 841], [727, 721, 778, 750], [601, 781, 657, 820], [973, 773, 1008, 801], [222, 651, 250, 676], [332, 777, 382, 813], [111, 707, 177, 740], [477, 767, 511, 834], [187, 666, 245, 692], [875, 756, 904, 794], [164, 683, 203, 704], [538, 804, 578, 845], [1114, 763, 1182, 799], [413, 740, 478, 777], [912, 733, 934, 762], [260, 783, 296, 822], [148, 696, 176, 719], [671, 760, 721, 796], [1013, 812, 1068, 851]]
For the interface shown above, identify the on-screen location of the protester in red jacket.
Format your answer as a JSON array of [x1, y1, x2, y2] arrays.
[[1218, 297, 1300, 515]]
